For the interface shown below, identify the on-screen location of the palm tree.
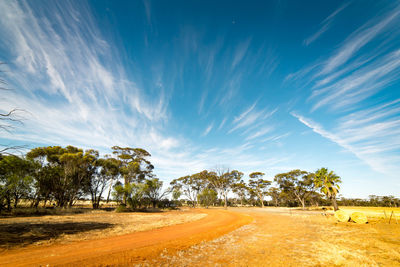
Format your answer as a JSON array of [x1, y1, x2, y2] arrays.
[[314, 168, 341, 211]]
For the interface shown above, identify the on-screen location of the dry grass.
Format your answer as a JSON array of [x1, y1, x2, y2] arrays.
[[138, 207, 400, 266], [0, 209, 206, 250], [339, 206, 400, 221]]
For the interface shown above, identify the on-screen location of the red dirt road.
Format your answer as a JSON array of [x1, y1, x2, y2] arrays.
[[0, 209, 252, 266]]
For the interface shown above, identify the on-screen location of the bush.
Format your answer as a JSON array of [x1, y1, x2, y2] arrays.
[[115, 204, 130, 213]]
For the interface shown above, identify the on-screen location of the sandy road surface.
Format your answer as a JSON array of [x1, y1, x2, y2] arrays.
[[0, 209, 252, 266]]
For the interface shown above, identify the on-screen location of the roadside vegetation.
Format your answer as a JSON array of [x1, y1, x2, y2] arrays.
[[1, 145, 399, 216]]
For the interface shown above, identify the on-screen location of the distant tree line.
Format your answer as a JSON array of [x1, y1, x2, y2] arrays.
[[338, 195, 400, 207], [1, 145, 398, 213], [170, 167, 342, 210]]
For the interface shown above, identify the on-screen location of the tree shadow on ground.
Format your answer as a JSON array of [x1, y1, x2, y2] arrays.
[[0, 207, 117, 218], [0, 221, 113, 249]]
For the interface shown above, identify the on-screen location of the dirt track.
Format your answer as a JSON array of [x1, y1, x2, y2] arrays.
[[0, 209, 252, 266]]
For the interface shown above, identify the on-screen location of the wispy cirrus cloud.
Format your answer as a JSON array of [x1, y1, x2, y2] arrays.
[[0, 1, 288, 184], [231, 38, 252, 70], [311, 49, 400, 111], [286, 2, 400, 183], [320, 4, 400, 75], [229, 101, 277, 141], [304, 2, 350, 46], [292, 102, 400, 176], [202, 122, 214, 136], [0, 0, 178, 174], [245, 126, 273, 141]]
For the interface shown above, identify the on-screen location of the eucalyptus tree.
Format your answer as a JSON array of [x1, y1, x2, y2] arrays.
[[267, 187, 281, 207], [59, 148, 98, 207], [314, 167, 342, 211], [274, 169, 315, 210], [125, 182, 146, 209], [0, 155, 35, 210], [232, 180, 248, 206], [197, 188, 218, 208], [86, 156, 120, 209], [112, 146, 154, 204], [170, 174, 205, 208], [144, 178, 169, 208], [27, 146, 97, 207], [208, 168, 243, 208], [27, 146, 63, 207], [248, 172, 271, 208], [99, 156, 121, 203]]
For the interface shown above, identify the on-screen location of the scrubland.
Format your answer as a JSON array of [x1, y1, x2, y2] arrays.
[[0, 206, 399, 266]]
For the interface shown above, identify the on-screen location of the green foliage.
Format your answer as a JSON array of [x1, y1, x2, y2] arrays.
[[111, 146, 154, 204], [232, 180, 248, 206], [172, 188, 181, 201], [208, 168, 243, 208], [248, 172, 271, 207], [267, 187, 280, 207], [112, 182, 125, 204], [0, 155, 35, 210], [144, 178, 167, 208], [115, 204, 129, 213], [197, 188, 218, 208], [274, 169, 315, 210], [314, 167, 342, 210], [170, 173, 206, 207], [26, 146, 94, 207], [126, 182, 146, 209]]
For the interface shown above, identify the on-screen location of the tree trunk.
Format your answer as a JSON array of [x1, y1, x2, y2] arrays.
[[34, 197, 40, 209], [224, 194, 228, 209], [331, 196, 339, 211], [106, 182, 112, 203], [123, 177, 128, 205], [6, 196, 11, 211], [301, 200, 305, 210], [259, 194, 264, 208], [14, 195, 19, 208]]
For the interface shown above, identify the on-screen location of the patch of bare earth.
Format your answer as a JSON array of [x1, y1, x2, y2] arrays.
[[139, 207, 400, 266], [0, 209, 206, 250]]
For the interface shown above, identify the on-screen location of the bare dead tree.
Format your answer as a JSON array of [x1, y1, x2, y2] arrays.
[[0, 62, 27, 155]]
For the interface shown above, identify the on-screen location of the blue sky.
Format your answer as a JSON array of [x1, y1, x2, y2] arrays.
[[0, 0, 399, 198]]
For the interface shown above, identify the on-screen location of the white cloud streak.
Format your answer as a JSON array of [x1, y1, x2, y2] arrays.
[[231, 38, 251, 70], [292, 111, 400, 177], [304, 2, 350, 46], [320, 5, 400, 74], [229, 102, 277, 143], [202, 122, 214, 136], [312, 49, 400, 111]]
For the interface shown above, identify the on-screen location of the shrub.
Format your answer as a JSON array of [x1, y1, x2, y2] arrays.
[[115, 204, 129, 213]]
